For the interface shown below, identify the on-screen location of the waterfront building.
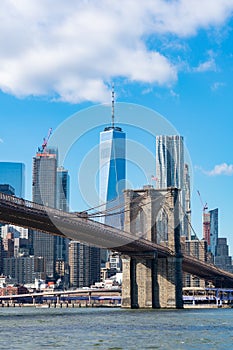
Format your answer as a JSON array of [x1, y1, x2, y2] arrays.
[[155, 135, 187, 236], [0, 162, 25, 197], [69, 241, 100, 288], [3, 256, 35, 284], [181, 236, 207, 288]]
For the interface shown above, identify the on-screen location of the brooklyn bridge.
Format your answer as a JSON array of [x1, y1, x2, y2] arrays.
[[1, 189, 233, 309]]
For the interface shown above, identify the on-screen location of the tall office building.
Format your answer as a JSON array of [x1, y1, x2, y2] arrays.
[[32, 146, 70, 281], [203, 211, 210, 246], [99, 89, 126, 271], [202, 208, 218, 257], [32, 147, 57, 207], [0, 162, 25, 197], [32, 147, 58, 280], [99, 90, 126, 229], [69, 241, 100, 288], [184, 163, 191, 239], [156, 135, 186, 236], [209, 208, 218, 256], [56, 166, 70, 264], [214, 238, 233, 273]]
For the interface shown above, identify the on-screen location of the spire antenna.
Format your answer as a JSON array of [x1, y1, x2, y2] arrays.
[[111, 83, 115, 128]]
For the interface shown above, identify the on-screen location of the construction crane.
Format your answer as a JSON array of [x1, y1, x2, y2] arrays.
[[197, 190, 208, 213], [197, 190, 210, 244], [41, 128, 52, 153]]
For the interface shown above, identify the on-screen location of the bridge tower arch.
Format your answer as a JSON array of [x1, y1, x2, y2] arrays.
[[121, 187, 183, 308]]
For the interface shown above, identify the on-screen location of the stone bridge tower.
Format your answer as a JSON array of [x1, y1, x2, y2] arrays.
[[121, 186, 183, 308]]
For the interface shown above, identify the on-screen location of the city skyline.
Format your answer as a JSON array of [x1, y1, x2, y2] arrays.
[[0, 1, 232, 253]]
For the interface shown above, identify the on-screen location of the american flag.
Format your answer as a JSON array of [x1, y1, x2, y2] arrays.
[[151, 175, 158, 181]]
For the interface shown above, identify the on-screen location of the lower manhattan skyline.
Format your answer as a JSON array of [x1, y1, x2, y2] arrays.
[[0, 0, 233, 258], [1, 3, 233, 349]]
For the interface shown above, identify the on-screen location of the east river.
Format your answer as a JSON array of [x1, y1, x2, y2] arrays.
[[0, 307, 232, 349]]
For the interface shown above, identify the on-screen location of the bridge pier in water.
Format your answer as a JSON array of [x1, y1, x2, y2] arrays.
[[121, 187, 183, 309]]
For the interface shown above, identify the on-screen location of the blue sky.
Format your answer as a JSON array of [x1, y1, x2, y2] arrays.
[[0, 1, 233, 251]]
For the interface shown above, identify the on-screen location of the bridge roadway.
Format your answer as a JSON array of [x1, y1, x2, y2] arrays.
[[1, 193, 233, 287]]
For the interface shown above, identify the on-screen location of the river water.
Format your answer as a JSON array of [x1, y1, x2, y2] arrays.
[[0, 307, 232, 349]]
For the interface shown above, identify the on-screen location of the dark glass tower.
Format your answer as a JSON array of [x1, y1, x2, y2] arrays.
[[209, 208, 218, 256], [56, 167, 70, 265], [0, 162, 25, 197]]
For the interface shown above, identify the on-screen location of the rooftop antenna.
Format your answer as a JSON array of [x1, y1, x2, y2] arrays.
[[111, 83, 115, 128]]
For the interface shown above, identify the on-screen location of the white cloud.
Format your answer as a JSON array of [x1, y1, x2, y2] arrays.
[[211, 81, 226, 91], [194, 58, 217, 72], [0, 0, 232, 103], [203, 163, 233, 176]]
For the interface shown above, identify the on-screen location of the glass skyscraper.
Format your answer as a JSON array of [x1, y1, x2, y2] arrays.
[[99, 126, 126, 229], [156, 135, 184, 189], [56, 166, 70, 263], [0, 162, 25, 197], [32, 147, 70, 280], [209, 208, 218, 256], [32, 147, 58, 279], [156, 135, 186, 236]]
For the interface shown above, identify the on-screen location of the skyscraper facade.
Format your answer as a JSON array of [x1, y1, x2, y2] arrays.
[[209, 208, 218, 256], [0, 162, 25, 197], [0, 184, 15, 195], [184, 163, 191, 239], [56, 166, 70, 263], [99, 126, 126, 229], [57, 166, 70, 211], [69, 241, 100, 288], [32, 147, 58, 280], [99, 90, 126, 271], [32, 148, 57, 207], [156, 135, 186, 236], [202, 208, 218, 257], [203, 211, 210, 246]]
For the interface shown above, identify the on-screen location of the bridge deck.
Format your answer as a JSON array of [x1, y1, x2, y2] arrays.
[[1, 193, 233, 287]]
